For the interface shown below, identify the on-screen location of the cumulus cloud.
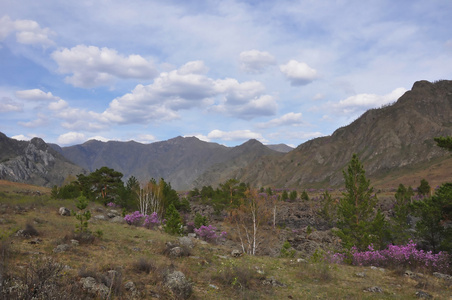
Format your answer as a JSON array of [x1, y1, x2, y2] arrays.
[[135, 134, 157, 144], [280, 60, 318, 86], [15, 89, 59, 101], [0, 15, 55, 46], [51, 45, 158, 88], [207, 129, 267, 143], [335, 87, 406, 114], [0, 97, 23, 112], [239, 50, 276, 73], [258, 112, 304, 128], [18, 114, 48, 128], [57, 132, 86, 145], [103, 61, 277, 124], [11, 134, 32, 141]]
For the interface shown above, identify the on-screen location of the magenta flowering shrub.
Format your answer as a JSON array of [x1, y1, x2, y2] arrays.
[[194, 225, 227, 243], [107, 202, 119, 208], [330, 241, 451, 274], [143, 212, 161, 229], [124, 211, 144, 226]]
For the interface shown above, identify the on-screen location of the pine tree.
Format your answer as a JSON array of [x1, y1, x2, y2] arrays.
[[335, 154, 388, 250], [164, 204, 183, 235]]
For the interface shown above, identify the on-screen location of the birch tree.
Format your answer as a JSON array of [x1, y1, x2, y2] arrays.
[[139, 179, 163, 218]]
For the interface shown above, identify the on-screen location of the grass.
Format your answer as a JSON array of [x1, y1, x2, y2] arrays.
[[0, 183, 451, 299]]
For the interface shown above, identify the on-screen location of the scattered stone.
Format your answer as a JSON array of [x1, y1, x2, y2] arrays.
[[208, 284, 219, 290], [53, 244, 70, 253], [262, 276, 286, 287], [169, 247, 183, 258], [59, 207, 71, 216], [164, 270, 192, 299], [296, 258, 308, 263], [363, 286, 382, 293], [405, 270, 416, 278], [109, 216, 125, 224], [355, 272, 366, 278], [94, 214, 107, 221], [125, 281, 138, 298], [107, 270, 118, 278], [28, 238, 42, 244], [415, 291, 433, 299], [15, 229, 27, 237], [433, 272, 452, 280], [71, 239, 79, 246], [370, 266, 385, 272], [231, 249, 242, 257], [187, 233, 196, 239], [178, 236, 194, 249], [80, 277, 109, 299], [132, 247, 141, 252]]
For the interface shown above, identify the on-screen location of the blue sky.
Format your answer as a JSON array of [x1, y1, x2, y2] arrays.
[[1, 0, 451, 147]]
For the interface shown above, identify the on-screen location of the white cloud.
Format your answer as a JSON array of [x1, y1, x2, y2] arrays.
[[239, 50, 276, 73], [207, 129, 267, 143], [280, 60, 318, 86], [335, 87, 406, 114], [0, 97, 23, 112], [51, 45, 158, 88], [18, 114, 48, 128], [0, 15, 55, 46], [57, 132, 86, 145], [11, 134, 32, 141], [135, 134, 157, 144], [258, 112, 304, 128], [15, 89, 59, 101]]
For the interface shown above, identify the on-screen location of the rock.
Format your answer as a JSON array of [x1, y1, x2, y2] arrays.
[[94, 214, 107, 221], [15, 229, 27, 237], [415, 291, 432, 299], [164, 270, 192, 299], [71, 239, 79, 246], [433, 272, 452, 280], [178, 236, 194, 249], [125, 281, 138, 298], [109, 216, 125, 224], [231, 249, 242, 257], [59, 207, 71, 216], [208, 284, 219, 290], [169, 247, 183, 258], [28, 238, 42, 244], [53, 244, 70, 253], [296, 258, 308, 263], [262, 276, 286, 287], [363, 286, 382, 293], [405, 270, 416, 278], [187, 233, 196, 239], [355, 272, 366, 278], [80, 277, 109, 299]]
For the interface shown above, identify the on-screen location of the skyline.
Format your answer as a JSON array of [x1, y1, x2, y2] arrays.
[[1, 1, 451, 147]]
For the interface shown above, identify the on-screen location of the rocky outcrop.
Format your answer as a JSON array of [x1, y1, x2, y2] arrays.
[[0, 133, 85, 187]]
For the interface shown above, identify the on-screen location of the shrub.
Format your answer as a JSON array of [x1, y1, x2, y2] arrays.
[[74, 196, 91, 233], [214, 260, 259, 291], [143, 212, 161, 229], [124, 211, 144, 226], [331, 241, 451, 274], [23, 223, 39, 237], [133, 257, 156, 274], [194, 213, 208, 229], [194, 225, 227, 243], [164, 204, 183, 235], [280, 240, 296, 258]]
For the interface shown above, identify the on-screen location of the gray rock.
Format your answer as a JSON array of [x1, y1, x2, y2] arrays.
[[80, 277, 109, 299], [415, 291, 432, 298], [164, 270, 192, 299], [355, 272, 366, 278], [53, 244, 70, 253], [178, 236, 194, 249], [262, 276, 286, 287], [109, 216, 125, 224], [94, 214, 107, 221], [231, 249, 242, 257], [433, 272, 452, 280], [71, 239, 79, 246], [59, 207, 71, 216], [169, 247, 183, 258], [363, 286, 382, 293]]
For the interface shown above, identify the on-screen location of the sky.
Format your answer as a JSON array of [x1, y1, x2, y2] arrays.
[[1, 0, 451, 148]]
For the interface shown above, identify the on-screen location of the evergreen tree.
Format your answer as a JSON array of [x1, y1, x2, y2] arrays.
[[281, 190, 289, 201], [164, 204, 183, 235], [335, 154, 388, 250], [417, 179, 431, 197], [391, 184, 414, 244], [301, 190, 309, 201], [289, 190, 298, 201], [434, 136, 452, 151]]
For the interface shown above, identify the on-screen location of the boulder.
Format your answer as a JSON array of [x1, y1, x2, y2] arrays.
[[231, 249, 242, 257], [164, 270, 192, 299], [80, 277, 109, 299], [53, 244, 70, 253], [59, 207, 71, 216]]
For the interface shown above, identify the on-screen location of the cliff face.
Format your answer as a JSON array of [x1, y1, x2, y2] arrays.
[[234, 80, 452, 188], [0, 134, 86, 187]]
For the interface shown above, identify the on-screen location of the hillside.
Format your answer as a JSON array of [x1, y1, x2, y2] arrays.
[[55, 137, 283, 190], [0, 133, 85, 187], [229, 80, 452, 189]]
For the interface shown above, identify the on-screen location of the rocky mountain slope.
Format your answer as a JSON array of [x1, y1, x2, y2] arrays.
[[0, 133, 85, 187], [231, 80, 452, 189], [53, 136, 283, 190]]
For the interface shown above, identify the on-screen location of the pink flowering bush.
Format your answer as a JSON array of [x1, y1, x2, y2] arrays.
[[194, 225, 227, 243], [107, 202, 120, 208], [124, 211, 144, 226], [330, 241, 451, 274], [143, 212, 161, 229]]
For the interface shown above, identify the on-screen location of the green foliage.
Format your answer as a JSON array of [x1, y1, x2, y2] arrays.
[[280, 240, 296, 258], [434, 136, 452, 151], [301, 190, 309, 201], [76, 167, 125, 204], [318, 190, 335, 225], [51, 183, 81, 199], [306, 225, 313, 235], [334, 154, 389, 251], [289, 190, 297, 201], [74, 196, 91, 233], [391, 184, 414, 244], [194, 213, 208, 229], [179, 198, 191, 213], [417, 179, 431, 196], [164, 204, 183, 235], [412, 183, 452, 253], [281, 190, 289, 201]]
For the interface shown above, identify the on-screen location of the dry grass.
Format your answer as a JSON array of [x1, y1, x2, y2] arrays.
[[0, 182, 451, 299]]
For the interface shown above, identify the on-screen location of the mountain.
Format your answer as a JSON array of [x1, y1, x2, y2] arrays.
[[0, 133, 86, 187], [227, 80, 452, 189], [265, 143, 294, 153], [56, 136, 283, 190]]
